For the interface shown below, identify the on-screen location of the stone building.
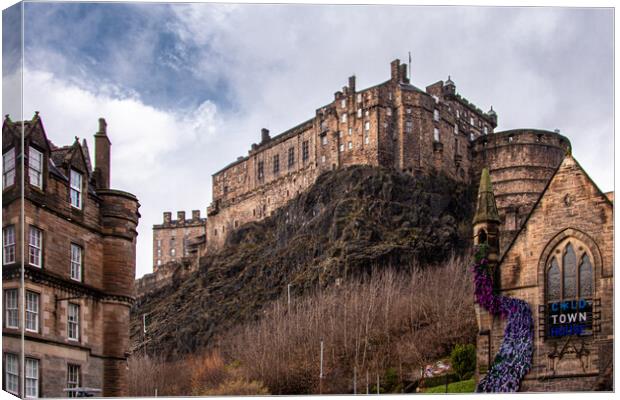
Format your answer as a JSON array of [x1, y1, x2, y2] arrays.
[[152, 210, 206, 271], [473, 154, 613, 391], [2, 114, 140, 397], [206, 59, 498, 250]]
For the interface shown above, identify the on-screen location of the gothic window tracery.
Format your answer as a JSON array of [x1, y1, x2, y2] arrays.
[[546, 240, 594, 302]]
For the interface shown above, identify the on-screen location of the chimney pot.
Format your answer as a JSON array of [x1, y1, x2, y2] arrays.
[[94, 118, 111, 189], [163, 212, 172, 224], [390, 59, 401, 81], [261, 128, 270, 143], [192, 210, 201, 220], [177, 211, 186, 223], [399, 64, 409, 83], [349, 76, 356, 92]]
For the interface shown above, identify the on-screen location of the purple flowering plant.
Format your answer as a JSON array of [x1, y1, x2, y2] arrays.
[[472, 245, 534, 392]]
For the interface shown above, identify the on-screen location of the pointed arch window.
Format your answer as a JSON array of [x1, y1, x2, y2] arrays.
[[546, 241, 593, 302]]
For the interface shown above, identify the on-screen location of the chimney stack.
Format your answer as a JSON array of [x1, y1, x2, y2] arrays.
[[94, 118, 111, 189], [349, 76, 356, 92], [163, 212, 172, 225], [399, 64, 409, 84], [177, 211, 186, 224], [390, 59, 400, 82], [261, 128, 270, 143], [192, 210, 201, 221]]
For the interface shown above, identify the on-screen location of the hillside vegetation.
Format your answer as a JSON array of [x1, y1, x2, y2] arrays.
[[131, 166, 476, 361]]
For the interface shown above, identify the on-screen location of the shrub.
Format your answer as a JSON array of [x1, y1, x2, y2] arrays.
[[202, 378, 269, 396], [450, 344, 476, 380]]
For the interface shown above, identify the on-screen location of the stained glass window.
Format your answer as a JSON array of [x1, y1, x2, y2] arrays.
[[563, 244, 577, 298], [547, 258, 561, 301], [579, 254, 593, 298]]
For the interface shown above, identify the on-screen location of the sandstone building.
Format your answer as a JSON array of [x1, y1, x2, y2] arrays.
[[2, 114, 140, 397], [152, 210, 206, 271], [473, 154, 613, 391]]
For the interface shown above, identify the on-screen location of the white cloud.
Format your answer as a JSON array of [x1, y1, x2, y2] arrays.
[[4, 68, 222, 277]]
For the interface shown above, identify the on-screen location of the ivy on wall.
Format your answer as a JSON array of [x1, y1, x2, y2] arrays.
[[472, 245, 534, 392]]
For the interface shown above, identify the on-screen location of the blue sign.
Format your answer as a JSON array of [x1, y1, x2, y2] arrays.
[[547, 299, 593, 338]]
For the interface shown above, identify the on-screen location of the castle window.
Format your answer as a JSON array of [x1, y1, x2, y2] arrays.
[[348, 128, 352, 136], [406, 108, 412, 114], [288, 147, 295, 168], [470, 133, 475, 141], [508, 135, 514, 142], [357, 93, 362, 103], [67, 364, 80, 396], [258, 161, 264, 180], [3, 225, 15, 265], [454, 124, 458, 135], [157, 239, 161, 248], [341, 99, 346, 109], [170, 238, 176, 257], [70, 170, 82, 209], [3, 148, 15, 189], [348, 141, 353, 150], [341, 113, 347, 123], [25, 291, 39, 333], [386, 107, 392, 116], [157, 248, 162, 257], [4, 289, 18, 328], [25, 358, 39, 398], [433, 128, 440, 142], [28, 147, 43, 189], [157, 259, 162, 266], [302, 141, 309, 162], [4, 353, 19, 395], [434, 109, 440, 121], [70, 243, 82, 282], [339, 131, 343, 138], [28, 226, 42, 268], [364, 133, 370, 145], [388, 92, 393, 100], [322, 136, 328, 146], [364, 121, 370, 131], [339, 144, 344, 152], [484, 126, 488, 135], [405, 121, 413, 133], [321, 155, 326, 164], [365, 110, 370, 117], [456, 109, 460, 118], [223, 186, 228, 195], [273, 154, 280, 174], [357, 109, 362, 118], [67, 303, 80, 341], [470, 117, 475, 126]]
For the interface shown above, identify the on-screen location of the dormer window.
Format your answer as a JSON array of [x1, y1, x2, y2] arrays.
[[70, 170, 83, 209], [3, 148, 15, 189], [28, 147, 43, 189]]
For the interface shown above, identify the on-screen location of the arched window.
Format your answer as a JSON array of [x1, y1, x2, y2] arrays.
[[546, 241, 593, 302]]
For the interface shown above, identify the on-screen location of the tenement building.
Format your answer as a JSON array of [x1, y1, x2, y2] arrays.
[[2, 114, 140, 397], [473, 154, 613, 391], [152, 210, 206, 271]]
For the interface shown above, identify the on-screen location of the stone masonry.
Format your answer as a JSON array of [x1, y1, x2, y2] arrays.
[[2, 114, 140, 397]]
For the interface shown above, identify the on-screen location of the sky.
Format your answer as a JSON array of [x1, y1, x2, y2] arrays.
[[2, 2, 614, 278]]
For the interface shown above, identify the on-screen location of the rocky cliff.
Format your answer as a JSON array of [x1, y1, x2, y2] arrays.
[[131, 166, 475, 359]]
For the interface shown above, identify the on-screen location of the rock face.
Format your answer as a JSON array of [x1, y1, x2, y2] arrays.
[[131, 166, 475, 359]]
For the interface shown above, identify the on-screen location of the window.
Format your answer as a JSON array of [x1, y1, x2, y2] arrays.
[[29, 226, 42, 267], [364, 133, 370, 145], [454, 124, 459, 135], [433, 95, 439, 103], [183, 238, 190, 256], [364, 110, 369, 117], [340, 99, 346, 109], [68, 303, 80, 341], [406, 108, 412, 114], [70, 170, 82, 209], [273, 154, 280, 174], [388, 92, 393, 100], [433, 128, 440, 142], [338, 131, 343, 138], [405, 121, 413, 133], [28, 147, 43, 189], [25, 358, 39, 398], [157, 259, 162, 266], [3, 148, 15, 188], [484, 126, 488, 135], [348, 141, 353, 150], [67, 364, 80, 397], [157, 239, 161, 248], [386, 108, 392, 116], [25, 291, 39, 333], [157, 248, 162, 257], [321, 136, 327, 146], [364, 121, 370, 131], [5, 289, 18, 328], [302, 141, 309, 162], [357, 109, 362, 118], [348, 128, 352, 136], [3, 225, 15, 264], [288, 147, 295, 168], [470, 133, 475, 141], [70, 244, 82, 281], [321, 155, 326, 164], [470, 117, 475, 126], [257, 161, 264, 180], [434, 109, 440, 121], [5, 353, 19, 395], [341, 113, 347, 123], [357, 94, 362, 103], [456, 110, 460, 118], [339, 144, 344, 152]]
